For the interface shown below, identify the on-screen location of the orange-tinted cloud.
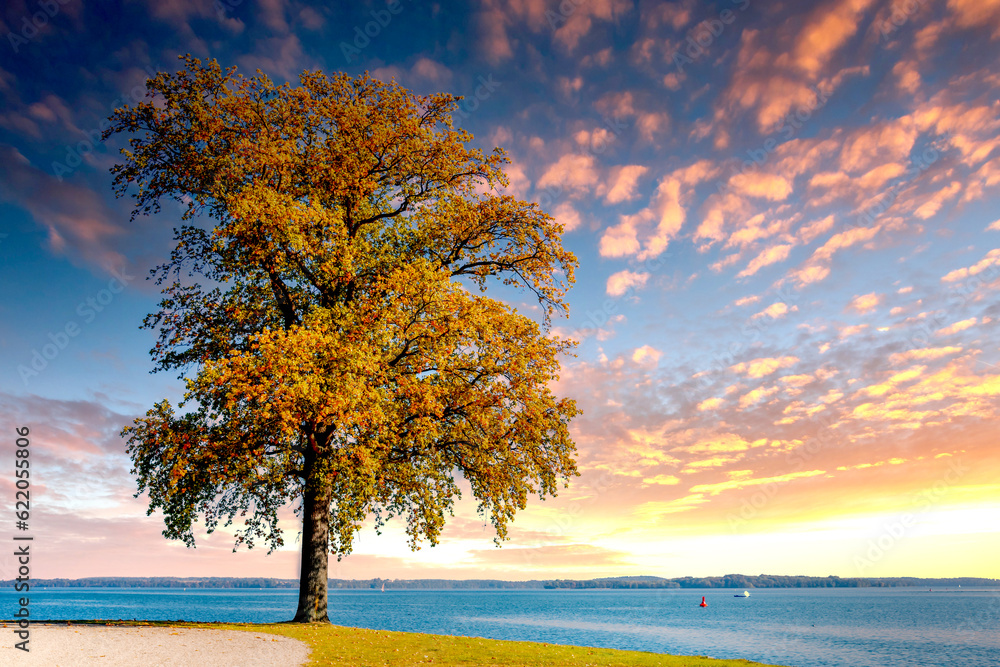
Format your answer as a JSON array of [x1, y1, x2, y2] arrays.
[[730, 356, 800, 378]]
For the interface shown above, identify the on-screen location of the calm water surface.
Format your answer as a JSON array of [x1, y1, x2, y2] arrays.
[[5, 587, 999, 666]]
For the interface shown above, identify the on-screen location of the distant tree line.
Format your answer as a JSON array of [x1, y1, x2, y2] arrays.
[[542, 575, 999, 589], [5, 574, 996, 589]]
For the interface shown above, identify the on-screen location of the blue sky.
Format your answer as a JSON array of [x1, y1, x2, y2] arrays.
[[2, 0, 1000, 581]]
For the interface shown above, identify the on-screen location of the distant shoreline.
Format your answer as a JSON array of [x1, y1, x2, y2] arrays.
[[3, 574, 997, 589]]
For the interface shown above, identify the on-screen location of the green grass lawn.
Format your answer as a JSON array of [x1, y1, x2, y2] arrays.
[[57, 620, 788, 666]]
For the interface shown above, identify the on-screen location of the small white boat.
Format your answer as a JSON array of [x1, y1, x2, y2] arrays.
[[734, 590, 750, 597]]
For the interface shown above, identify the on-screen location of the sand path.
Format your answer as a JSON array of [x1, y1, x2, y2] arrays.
[[0, 624, 311, 666]]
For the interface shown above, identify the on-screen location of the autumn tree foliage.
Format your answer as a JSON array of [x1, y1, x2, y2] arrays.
[[108, 57, 579, 622]]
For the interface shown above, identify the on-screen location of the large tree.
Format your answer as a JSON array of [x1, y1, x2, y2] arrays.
[[109, 57, 579, 622]]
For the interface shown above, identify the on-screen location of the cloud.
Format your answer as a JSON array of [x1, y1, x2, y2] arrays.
[[641, 474, 681, 487], [552, 201, 582, 232], [738, 385, 780, 408], [889, 346, 963, 365], [738, 244, 794, 278], [913, 180, 962, 219], [0, 145, 126, 272], [689, 469, 827, 496], [410, 57, 453, 86], [474, 0, 518, 63], [839, 323, 869, 339], [236, 34, 307, 82], [697, 397, 724, 411], [793, 0, 875, 76], [674, 432, 761, 454], [598, 219, 640, 257], [730, 356, 800, 378], [632, 345, 662, 366], [947, 0, 1000, 39], [730, 172, 793, 201], [634, 494, 709, 517], [751, 302, 798, 320], [600, 163, 714, 259], [468, 543, 631, 568], [604, 164, 648, 204], [716, 0, 871, 134], [787, 224, 881, 287], [552, 0, 632, 52], [846, 292, 883, 314], [636, 111, 670, 142], [641, 1, 693, 31], [936, 317, 977, 336], [606, 270, 649, 297], [537, 153, 599, 194], [940, 248, 1000, 283], [779, 373, 816, 388]]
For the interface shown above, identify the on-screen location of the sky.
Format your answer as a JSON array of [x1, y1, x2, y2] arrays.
[[1, 0, 999, 584]]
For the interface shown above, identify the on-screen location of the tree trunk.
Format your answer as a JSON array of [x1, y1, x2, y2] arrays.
[[292, 455, 332, 623]]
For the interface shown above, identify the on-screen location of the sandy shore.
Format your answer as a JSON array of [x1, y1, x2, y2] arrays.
[[0, 624, 311, 666]]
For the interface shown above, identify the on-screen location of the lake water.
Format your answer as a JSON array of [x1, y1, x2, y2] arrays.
[[4, 587, 999, 666]]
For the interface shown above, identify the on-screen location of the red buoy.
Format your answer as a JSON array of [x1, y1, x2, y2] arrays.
[[699, 596, 707, 607]]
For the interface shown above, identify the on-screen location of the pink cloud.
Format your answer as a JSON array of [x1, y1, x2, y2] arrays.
[[604, 165, 649, 203], [793, 0, 876, 77], [738, 243, 794, 278], [553, 0, 632, 52], [730, 172, 793, 201], [730, 356, 800, 379], [846, 292, 883, 314], [606, 269, 649, 296], [936, 317, 977, 336], [641, 0, 694, 30], [598, 219, 640, 257], [947, 0, 1000, 39], [552, 201, 582, 232], [410, 57, 453, 86], [600, 167, 696, 259], [632, 345, 662, 366], [537, 153, 599, 194], [940, 248, 1000, 283], [0, 145, 126, 272]]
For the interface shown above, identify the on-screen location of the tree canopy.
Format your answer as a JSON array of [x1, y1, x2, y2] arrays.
[[109, 56, 579, 621]]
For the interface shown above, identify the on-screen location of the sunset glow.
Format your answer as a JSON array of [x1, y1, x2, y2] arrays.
[[2, 0, 999, 583]]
